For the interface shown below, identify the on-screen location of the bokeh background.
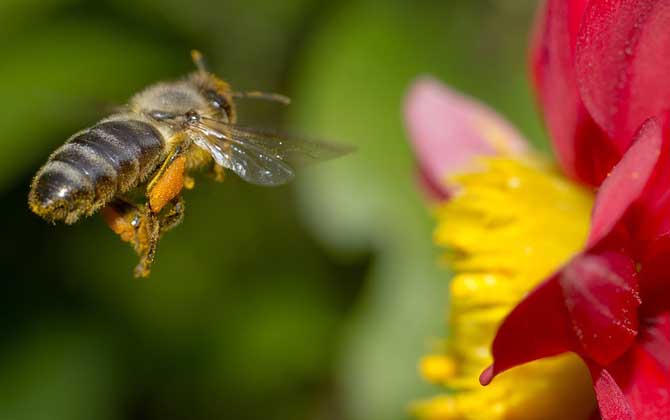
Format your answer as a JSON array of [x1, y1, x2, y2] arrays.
[[0, 1, 545, 419]]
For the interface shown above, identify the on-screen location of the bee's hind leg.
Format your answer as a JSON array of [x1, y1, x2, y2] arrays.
[[101, 198, 143, 245], [133, 207, 161, 278], [130, 142, 189, 277], [102, 140, 190, 278], [159, 196, 185, 233], [101, 198, 161, 278], [132, 195, 185, 278]]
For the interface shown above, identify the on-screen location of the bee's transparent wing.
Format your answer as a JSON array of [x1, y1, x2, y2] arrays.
[[191, 118, 351, 186], [204, 120, 353, 166], [191, 128, 294, 186]]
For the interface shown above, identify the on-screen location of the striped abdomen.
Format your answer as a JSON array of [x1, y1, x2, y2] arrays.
[[29, 120, 164, 224]]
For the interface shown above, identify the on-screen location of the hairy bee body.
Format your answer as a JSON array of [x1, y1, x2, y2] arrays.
[[28, 67, 234, 225], [29, 119, 165, 224], [28, 50, 344, 277]]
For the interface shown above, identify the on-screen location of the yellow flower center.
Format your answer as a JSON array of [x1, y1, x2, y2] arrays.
[[414, 157, 596, 420]]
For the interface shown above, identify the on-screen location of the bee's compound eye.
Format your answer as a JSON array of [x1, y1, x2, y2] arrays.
[[205, 90, 227, 109], [205, 90, 233, 119]]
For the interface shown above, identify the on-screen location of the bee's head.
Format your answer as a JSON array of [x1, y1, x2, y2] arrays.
[[186, 49, 237, 122], [188, 70, 236, 122], [188, 50, 290, 110], [130, 78, 235, 125], [129, 51, 236, 130]]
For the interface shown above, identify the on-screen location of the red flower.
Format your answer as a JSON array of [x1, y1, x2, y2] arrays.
[[530, 0, 670, 187], [481, 115, 670, 419], [482, 1, 670, 417]]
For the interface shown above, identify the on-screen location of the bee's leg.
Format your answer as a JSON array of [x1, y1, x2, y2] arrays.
[[147, 145, 187, 214], [210, 163, 226, 182], [134, 195, 186, 278], [132, 206, 160, 278], [101, 198, 142, 244], [158, 195, 185, 233], [101, 198, 160, 278], [103, 135, 191, 278], [128, 141, 189, 277]]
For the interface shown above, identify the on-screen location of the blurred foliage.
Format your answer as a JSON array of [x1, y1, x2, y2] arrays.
[[0, 1, 541, 420]]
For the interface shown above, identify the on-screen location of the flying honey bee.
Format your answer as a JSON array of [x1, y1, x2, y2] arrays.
[[29, 51, 347, 277]]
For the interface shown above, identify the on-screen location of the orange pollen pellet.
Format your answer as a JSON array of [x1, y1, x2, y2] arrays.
[[101, 206, 136, 243], [149, 155, 186, 212]]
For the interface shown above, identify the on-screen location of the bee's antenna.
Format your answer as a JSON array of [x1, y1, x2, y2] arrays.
[[191, 50, 208, 73], [232, 91, 291, 105]]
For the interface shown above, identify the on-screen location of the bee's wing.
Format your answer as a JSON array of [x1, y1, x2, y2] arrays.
[[204, 120, 353, 166], [190, 125, 294, 186], [191, 118, 352, 186]]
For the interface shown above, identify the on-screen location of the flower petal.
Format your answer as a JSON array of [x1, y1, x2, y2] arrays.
[[530, 0, 619, 186], [530, 0, 587, 87], [590, 366, 634, 420], [588, 117, 663, 247], [576, 0, 670, 147], [404, 77, 528, 199], [479, 273, 575, 385], [560, 252, 640, 366], [638, 237, 670, 313], [630, 118, 670, 243], [589, 317, 670, 420], [481, 251, 640, 385]]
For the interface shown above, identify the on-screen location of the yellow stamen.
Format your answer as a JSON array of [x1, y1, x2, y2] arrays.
[[414, 157, 596, 420], [420, 354, 457, 383]]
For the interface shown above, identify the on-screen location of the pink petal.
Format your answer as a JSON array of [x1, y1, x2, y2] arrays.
[[415, 165, 450, 202], [560, 252, 640, 366], [530, 0, 619, 186], [576, 0, 670, 147], [588, 117, 663, 247], [404, 77, 528, 199]]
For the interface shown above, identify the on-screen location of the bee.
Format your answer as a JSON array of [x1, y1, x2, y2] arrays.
[[29, 51, 347, 277]]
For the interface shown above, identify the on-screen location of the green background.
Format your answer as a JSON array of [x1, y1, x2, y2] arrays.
[[0, 1, 544, 419]]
